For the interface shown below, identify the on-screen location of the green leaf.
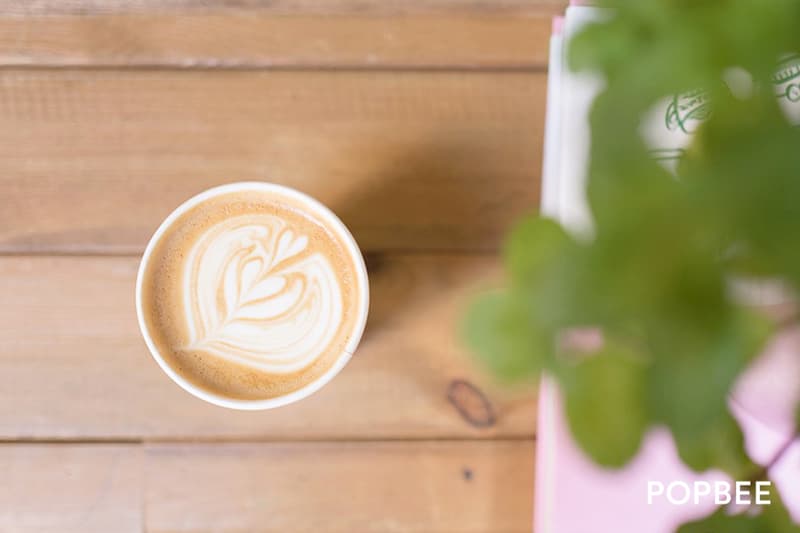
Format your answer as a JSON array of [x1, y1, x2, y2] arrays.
[[646, 310, 767, 476], [673, 411, 754, 479], [463, 290, 547, 382], [504, 216, 571, 288], [683, 93, 800, 284], [561, 345, 648, 468], [503, 217, 590, 331], [678, 488, 800, 533]]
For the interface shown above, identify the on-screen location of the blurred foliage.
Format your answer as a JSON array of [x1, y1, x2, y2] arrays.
[[465, 0, 800, 529], [679, 491, 800, 533]]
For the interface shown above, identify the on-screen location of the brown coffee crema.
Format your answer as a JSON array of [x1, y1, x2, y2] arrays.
[[140, 190, 362, 400]]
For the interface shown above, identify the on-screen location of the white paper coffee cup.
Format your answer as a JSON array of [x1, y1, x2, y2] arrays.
[[135, 182, 370, 410]]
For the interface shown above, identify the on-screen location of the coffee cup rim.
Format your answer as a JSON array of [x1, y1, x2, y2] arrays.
[[135, 181, 370, 410]]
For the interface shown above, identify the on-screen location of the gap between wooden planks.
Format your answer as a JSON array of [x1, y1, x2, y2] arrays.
[[0, 255, 536, 440], [0, 69, 544, 253], [0, 13, 552, 69], [0, 441, 535, 533], [0, 0, 566, 16]]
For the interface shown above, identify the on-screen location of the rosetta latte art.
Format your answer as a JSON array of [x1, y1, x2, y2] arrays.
[[183, 215, 342, 374]]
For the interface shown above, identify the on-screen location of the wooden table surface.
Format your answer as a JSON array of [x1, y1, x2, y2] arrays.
[[0, 1, 562, 531]]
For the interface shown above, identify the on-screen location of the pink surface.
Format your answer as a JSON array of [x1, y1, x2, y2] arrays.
[[551, 16, 565, 35], [536, 381, 727, 533], [538, 5, 799, 530], [535, 329, 800, 532]]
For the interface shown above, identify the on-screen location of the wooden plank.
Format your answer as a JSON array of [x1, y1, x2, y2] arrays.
[[145, 441, 535, 533], [0, 442, 534, 532], [0, 14, 551, 68], [0, 0, 567, 16], [0, 69, 543, 253], [0, 255, 536, 439], [0, 445, 142, 533]]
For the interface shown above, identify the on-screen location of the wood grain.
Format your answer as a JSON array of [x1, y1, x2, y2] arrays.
[[0, 14, 551, 68], [0, 445, 142, 533], [0, 69, 543, 253], [0, 3, 547, 530], [0, 0, 566, 16], [0, 255, 536, 440], [145, 440, 535, 533], [0, 442, 536, 532]]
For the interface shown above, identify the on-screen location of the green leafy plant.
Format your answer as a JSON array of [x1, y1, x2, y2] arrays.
[[465, 0, 800, 529]]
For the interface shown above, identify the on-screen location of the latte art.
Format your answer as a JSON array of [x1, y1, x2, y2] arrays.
[[137, 184, 368, 405], [184, 218, 342, 374]]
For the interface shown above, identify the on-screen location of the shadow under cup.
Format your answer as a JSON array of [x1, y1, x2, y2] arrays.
[[135, 182, 370, 410]]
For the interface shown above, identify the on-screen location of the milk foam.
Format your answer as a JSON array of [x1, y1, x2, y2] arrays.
[[139, 186, 366, 404], [183, 216, 343, 374]]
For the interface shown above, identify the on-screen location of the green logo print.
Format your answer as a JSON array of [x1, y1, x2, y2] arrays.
[[774, 55, 800, 103], [665, 90, 711, 134]]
